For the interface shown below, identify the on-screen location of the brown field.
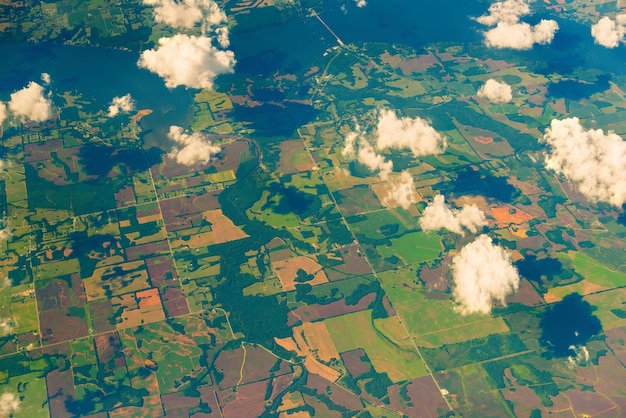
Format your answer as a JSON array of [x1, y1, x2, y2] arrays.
[[217, 380, 268, 418], [288, 293, 376, 324], [215, 347, 246, 389], [341, 348, 372, 377], [279, 411, 311, 418], [171, 231, 215, 249], [161, 287, 190, 317], [145, 256, 178, 288], [83, 260, 150, 301], [324, 245, 372, 281], [505, 278, 544, 306], [334, 186, 383, 216], [490, 205, 534, 227], [159, 192, 221, 232], [387, 375, 450, 418], [293, 322, 339, 363], [203, 209, 249, 244], [125, 240, 169, 261], [278, 140, 316, 174], [501, 384, 545, 418], [273, 255, 328, 292], [44, 343, 76, 418], [305, 374, 364, 411], [115, 288, 166, 329], [474, 136, 493, 144], [275, 337, 341, 382], [278, 392, 305, 412]]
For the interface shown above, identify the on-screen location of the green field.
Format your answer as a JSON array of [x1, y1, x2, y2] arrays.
[[325, 309, 428, 382], [377, 231, 442, 264], [564, 251, 626, 288]]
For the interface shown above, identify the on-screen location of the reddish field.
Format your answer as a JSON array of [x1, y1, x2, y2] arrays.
[[145, 256, 178, 288], [43, 343, 76, 418], [125, 240, 169, 261], [24, 139, 63, 162], [160, 192, 221, 232], [88, 299, 117, 333], [37, 274, 89, 344], [288, 293, 376, 324], [324, 245, 372, 281], [387, 375, 450, 418], [305, 374, 364, 411], [217, 380, 268, 418], [340, 348, 372, 377]]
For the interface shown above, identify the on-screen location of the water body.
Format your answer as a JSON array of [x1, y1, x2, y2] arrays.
[[0, 42, 193, 148], [322, 0, 487, 48]]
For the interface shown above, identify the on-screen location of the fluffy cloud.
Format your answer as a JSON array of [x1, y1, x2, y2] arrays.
[[0, 102, 6, 125], [591, 14, 626, 48], [357, 141, 393, 179], [107, 94, 136, 117], [420, 195, 487, 235], [41, 72, 51, 85], [451, 234, 520, 315], [8, 82, 53, 123], [477, 79, 513, 103], [354, 0, 367, 7], [542, 117, 626, 207], [138, 34, 235, 89], [143, 0, 226, 29], [0, 392, 19, 416], [477, 0, 558, 50], [375, 109, 447, 157], [382, 171, 417, 209], [167, 126, 220, 165], [342, 125, 393, 179]]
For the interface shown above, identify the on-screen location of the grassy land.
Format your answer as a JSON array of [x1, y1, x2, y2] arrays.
[[325, 309, 428, 383], [377, 231, 442, 264]]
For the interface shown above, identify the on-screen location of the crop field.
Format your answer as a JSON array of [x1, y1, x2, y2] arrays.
[[325, 309, 428, 382], [377, 231, 442, 265]]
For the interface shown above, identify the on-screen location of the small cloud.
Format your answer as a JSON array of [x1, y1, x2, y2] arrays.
[[0, 392, 20, 416], [375, 109, 447, 157], [419, 194, 487, 235], [354, 0, 367, 7], [342, 124, 393, 179], [451, 234, 520, 315], [138, 34, 235, 89], [41, 72, 51, 85], [542, 117, 626, 207], [357, 140, 393, 179], [382, 171, 417, 209], [167, 125, 220, 165], [8, 81, 53, 123], [0, 102, 7, 125], [477, 79, 513, 103], [107, 94, 136, 117], [143, 0, 226, 29], [477, 0, 558, 50], [591, 14, 626, 48]]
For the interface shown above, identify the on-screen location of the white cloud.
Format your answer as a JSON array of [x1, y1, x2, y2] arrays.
[[477, 78, 513, 103], [0, 392, 19, 416], [591, 14, 626, 48], [138, 34, 235, 89], [342, 125, 393, 179], [143, 0, 226, 29], [382, 171, 417, 209], [451, 234, 520, 315], [375, 109, 447, 157], [107, 94, 136, 117], [354, 0, 367, 7], [477, 0, 558, 50], [419, 195, 487, 235], [167, 125, 220, 165], [8, 82, 53, 123], [567, 345, 590, 367], [542, 117, 626, 207], [0, 102, 6, 126], [357, 141, 393, 179], [41, 72, 51, 85]]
